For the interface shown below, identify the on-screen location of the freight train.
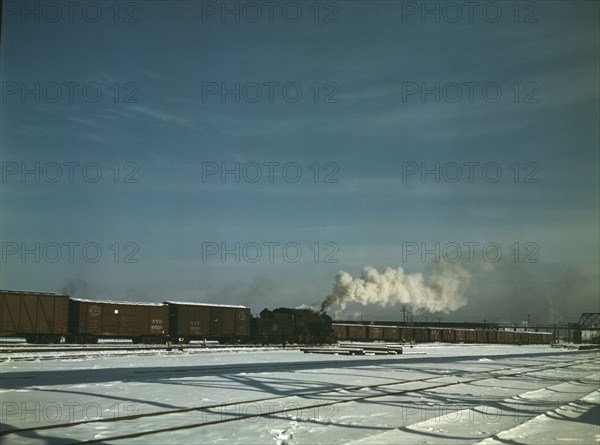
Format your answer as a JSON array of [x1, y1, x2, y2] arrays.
[[0, 290, 332, 345], [1, 290, 554, 345], [332, 323, 554, 345]]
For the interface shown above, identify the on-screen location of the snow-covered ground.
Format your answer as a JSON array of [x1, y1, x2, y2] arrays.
[[1, 344, 598, 444]]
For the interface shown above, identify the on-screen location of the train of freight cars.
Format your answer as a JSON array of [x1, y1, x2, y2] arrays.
[[0, 290, 333, 344], [332, 323, 554, 345], [0, 290, 554, 345]]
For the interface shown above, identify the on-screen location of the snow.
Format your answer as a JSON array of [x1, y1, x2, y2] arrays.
[[1, 344, 598, 444], [70, 298, 165, 306], [164, 301, 249, 308], [68, 299, 250, 308]]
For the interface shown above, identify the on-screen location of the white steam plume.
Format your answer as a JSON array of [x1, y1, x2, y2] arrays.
[[321, 262, 471, 313]]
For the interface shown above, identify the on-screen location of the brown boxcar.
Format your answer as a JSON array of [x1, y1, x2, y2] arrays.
[[455, 329, 466, 343], [542, 332, 554, 344], [487, 330, 497, 343], [346, 324, 367, 341], [382, 326, 400, 342], [70, 299, 168, 343], [464, 330, 477, 343], [413, 327, 429, 342], [400, 327, 414, 342], [332, 323, 348, 341], [476, 330, 491, 343], [442, 329, 456, 343], [429, 328, 441, 342], [514, 331, 526, 344], [367, 325, 383, 341], [536, 332, 545, 344], [0, 290, 69, 343], [528, 332, 538, 344], [501, 330, 515, 344], [166, 301, 250, 343], [541, 332, 553, 344]]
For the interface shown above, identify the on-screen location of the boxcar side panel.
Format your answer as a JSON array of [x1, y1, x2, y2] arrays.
[[442, 329, 456, 342], [74, 300, 168, 339], [236, 308, 251, 338], [347, 324, 367, 341], [176, 305, 210, 339], [169, 303, 249, 341], [1, 291, 69, 339], [400, 327, 414, 342], [382, 326, 400, 341], [414, 328, 429, 342], [332, 324, 347, 340], [368, 326, 383, 341], [429, 328, 440, 342]]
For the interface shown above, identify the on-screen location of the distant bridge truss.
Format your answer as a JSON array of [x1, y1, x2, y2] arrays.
[[577, 313, 600, 330]]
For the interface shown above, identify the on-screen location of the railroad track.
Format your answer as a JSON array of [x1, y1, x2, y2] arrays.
[[2, 354, 597, 444], [0, 343, 283, 353], [0, 343, 416, 362], [0, 345, 302, 362]]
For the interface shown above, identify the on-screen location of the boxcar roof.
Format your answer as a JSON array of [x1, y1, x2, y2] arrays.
[[164, 300, 249, 309], [1, 289, 69, 297], [332, 323, 368, 327], [71, 298, 165, 306]]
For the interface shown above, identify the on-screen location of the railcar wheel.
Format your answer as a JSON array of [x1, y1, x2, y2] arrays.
[[25, 335, 37, 344]]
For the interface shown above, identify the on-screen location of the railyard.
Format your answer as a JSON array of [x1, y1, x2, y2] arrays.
[[1, 344, 598, 444]]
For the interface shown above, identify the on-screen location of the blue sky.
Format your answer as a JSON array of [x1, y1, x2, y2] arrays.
[[1, 1, 598, 323]]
